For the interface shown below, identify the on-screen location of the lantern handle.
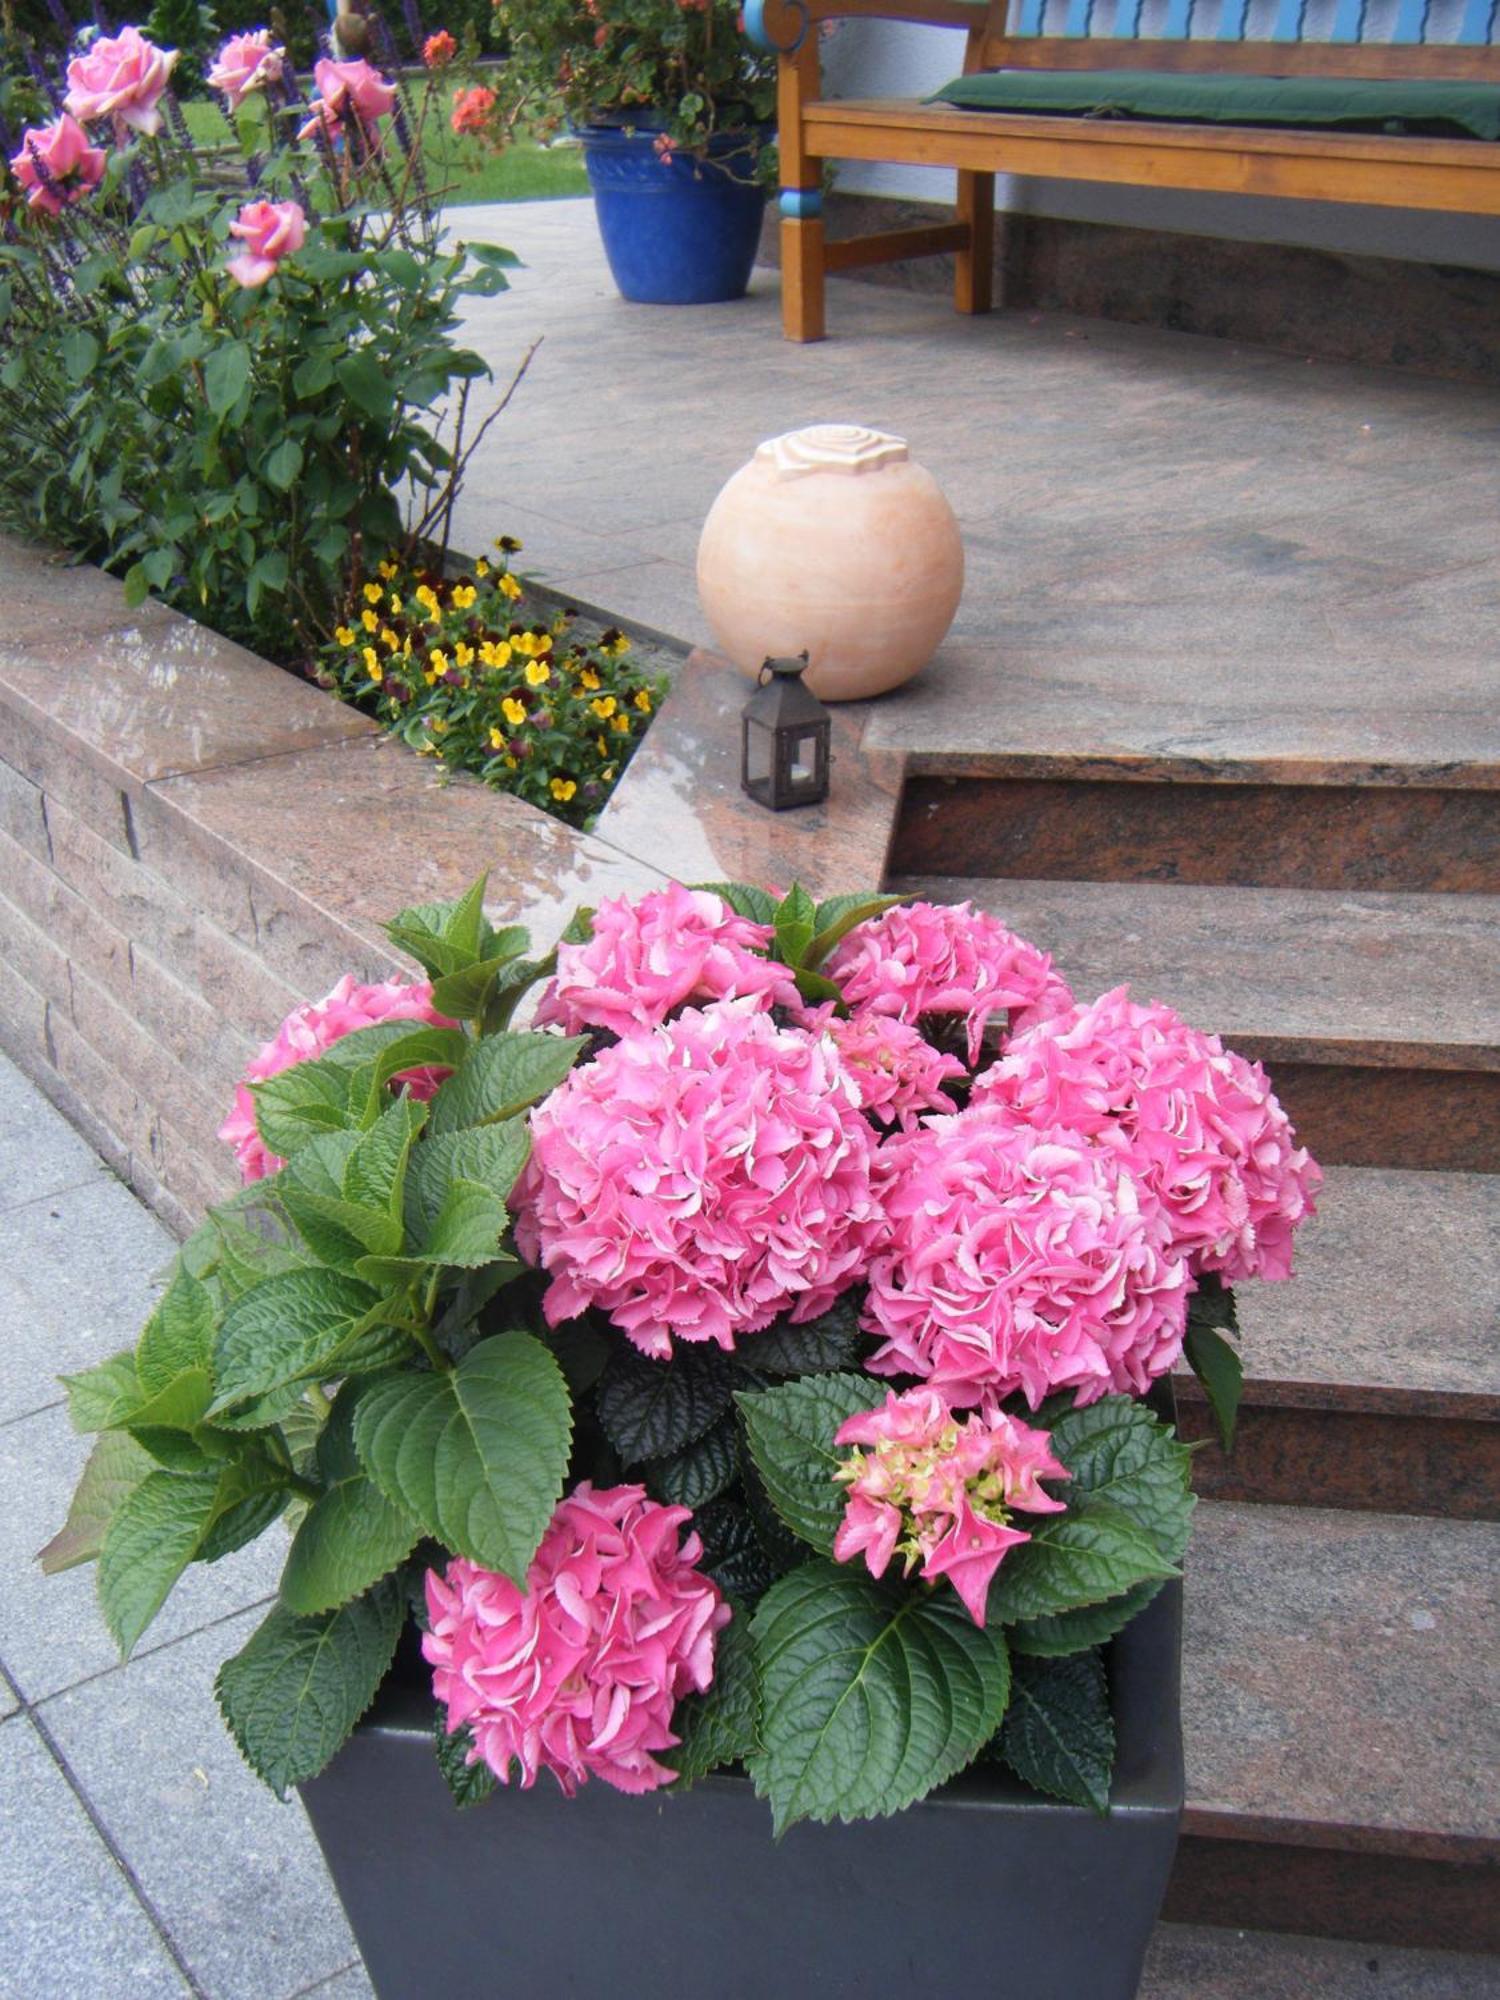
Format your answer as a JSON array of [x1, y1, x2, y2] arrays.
[[758, 651, 811, 686]]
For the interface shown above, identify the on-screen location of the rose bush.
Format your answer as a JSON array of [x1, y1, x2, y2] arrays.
[[47, 876, 1316, 1825]]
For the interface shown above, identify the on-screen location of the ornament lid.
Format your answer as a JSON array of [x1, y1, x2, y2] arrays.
[[755, 424, 910, 481]]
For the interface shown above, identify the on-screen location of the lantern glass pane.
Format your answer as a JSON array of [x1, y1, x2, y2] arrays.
[[789, 731, 821, 788], [744, 718, 774, 789]]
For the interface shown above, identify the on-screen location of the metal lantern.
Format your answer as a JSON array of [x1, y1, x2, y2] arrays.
[[740, 653, 832, 811]]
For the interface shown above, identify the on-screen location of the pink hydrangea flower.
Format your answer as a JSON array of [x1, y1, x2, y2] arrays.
[[424, 1482, 730, 1796], [217, 973, 455, 1182], [813, 1009, 966, 1131], [297, 55, 397, 139], [64, 25, 178, 138], [8, 114, 107, 216], [513, 999, 886, 1356], [825, 900, 1073, 1066], [864, 1106, 1192, 1408], [972, 986, 1321, 1282], [833, 1387, 1070, 1625], [207, 30, 284, 110], [225, 197, 305, 288], [533, 882, 796, 1041]]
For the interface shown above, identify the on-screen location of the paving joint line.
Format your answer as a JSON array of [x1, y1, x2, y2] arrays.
[[25, 1704, 211, 2000], [0, 1171, 117, 1219], [28, 1593, 281, 1707]]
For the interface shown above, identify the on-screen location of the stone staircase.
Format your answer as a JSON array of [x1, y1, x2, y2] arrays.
[[885, 762, 1499, 1976]]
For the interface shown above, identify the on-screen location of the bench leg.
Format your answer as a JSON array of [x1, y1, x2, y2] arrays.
[[782, 212, 827, 343], [955, 170, 995, 316]]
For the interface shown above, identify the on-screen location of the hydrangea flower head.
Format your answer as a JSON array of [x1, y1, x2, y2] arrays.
[[816, 1009, 966, 1131], [534, 882, 796, 1040], [833, 1387, 1070, 1625], [825, 900, 1072, 1065], [218, 973, 454, 1182], [514, 1000, 886, 1356], [972, 986, 1321, 1282], [424, 1483, 729, 1796], [864, 1106, 1191, 1407]]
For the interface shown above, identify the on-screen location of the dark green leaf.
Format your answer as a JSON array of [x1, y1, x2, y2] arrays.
[[737, 1298, 867, 1378], [61, 328, 100, 383], [353, 1332, 571, 1579], [427, 1031, 586, 1136], [1009, 1579, 1164, 1659], [434, 1715, 497, 1808], [1047, 1396, 1196, 1565], [691, 882, 778, 926], [694, 1497, 774, 1602], [597, 1346, 733, 1464], [648, 1416, 740, 1509], [264, 438, 303, 491], [1187, 1274, 1239, 1335], [210, 1269, 383, 1414], [736, 1372, 885, 1555], [1183, 1321, 1243, 1454], [404, 1122, 531, 1241], [773, 882, 816, 968], [281, 1388, 420, 1616], [668, 1611, 759, 1785], [215, 1582, 404, 1796], [136, 1269, 216, 1393], [998, 1649, 1115, 1814], [98, 1469, 221, 1654], [749, 1561, 1012, 1834], [987, 1503, 1177, 1625], [806, 894, 902, 968], [204, 340, 251, 416], [336, 349, 394, 421]]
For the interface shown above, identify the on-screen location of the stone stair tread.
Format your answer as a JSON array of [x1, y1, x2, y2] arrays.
[[887, 875, 1500, 1066], [1140, 1922, 1500, 1997], [1210, 1164, 1500, 1417], [1182, 1502, 1500, 1858]]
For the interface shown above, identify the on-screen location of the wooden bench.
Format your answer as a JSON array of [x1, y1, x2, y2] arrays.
[[744, 0, 1500, 339]]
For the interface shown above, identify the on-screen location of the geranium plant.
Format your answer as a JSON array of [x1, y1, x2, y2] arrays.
[[318, 544, 666, 829], [0, 18, 516, 659], [476, 0, 776, 173], [45, 878, 1319, 1826]]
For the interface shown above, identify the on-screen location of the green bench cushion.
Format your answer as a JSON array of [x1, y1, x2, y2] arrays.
[[928, 70, 1500, 141]]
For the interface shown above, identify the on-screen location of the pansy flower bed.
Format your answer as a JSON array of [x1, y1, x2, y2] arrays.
[[47, 878, 1318, 1828], [319, 545, 666, 829]]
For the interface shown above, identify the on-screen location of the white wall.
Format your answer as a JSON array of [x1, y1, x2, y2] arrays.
[[818, 14, 1500, 272]]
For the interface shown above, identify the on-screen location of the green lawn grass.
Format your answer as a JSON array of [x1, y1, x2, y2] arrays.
[[180, 83, 589, 206]]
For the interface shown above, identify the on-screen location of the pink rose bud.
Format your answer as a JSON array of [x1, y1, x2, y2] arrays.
[[8, 113, 107, 216], [64, 25, 178, 139], [225, 196, 307, 288], [206, 30, 285, 111]]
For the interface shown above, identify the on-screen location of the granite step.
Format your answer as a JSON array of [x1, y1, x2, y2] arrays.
[[1176, 1165, 1499, 1519], [1172, 1501, 1500, 1953], [887, 873, 1500, 1171], [1139, 1922, 1500, 1998]]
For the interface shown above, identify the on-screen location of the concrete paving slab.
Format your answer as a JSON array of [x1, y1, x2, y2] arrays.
[[0, 1054, 113, 1210], [39, 1608, 362, 2000], [290, 1962, 375, 2000], [0, 1712, 190, 1997], [0, 1170, 175, 1426]]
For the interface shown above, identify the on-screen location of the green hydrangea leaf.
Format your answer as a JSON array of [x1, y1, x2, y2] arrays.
[[98, 1469, 224, 1654], [749, 1561, 1012, 1834], [215, 1581, 405, 1796], [596, 1346, 733, 1464], [61, 1351, 140, 1433], [353, 1331, 571, 1580], [427, 1031, 587, 1136], [736, 1372, 885, 1555], [805, 894, 902, 969], [434, 1715, 497, 1809], [668, 1611, 759, 1786], [1009, 1579, 1164, 1659], [1182, 1320, 1244, 1454], [1046, 1395, 1197, 1565], [135, 1268, 216, 1393], [998, 1649, 1115, 1815], [210, 1269, 384, 1415], [403, 1121, 531, 1242], [689, 882, 778, 926], [39, 1431, 155, 1574], [648, 1416, 740, 1510], [987, 1503, 1177, 1625], [735, 1297, 867, 1377]]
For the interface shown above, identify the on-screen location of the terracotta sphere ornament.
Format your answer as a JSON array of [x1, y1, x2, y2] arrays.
[[696, 424, 964, 702]]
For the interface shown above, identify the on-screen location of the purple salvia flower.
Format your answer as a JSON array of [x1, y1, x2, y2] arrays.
[[401, 0, 424, 52]]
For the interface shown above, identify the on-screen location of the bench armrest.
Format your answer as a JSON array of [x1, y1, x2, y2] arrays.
[[746, 0, 985, 55]]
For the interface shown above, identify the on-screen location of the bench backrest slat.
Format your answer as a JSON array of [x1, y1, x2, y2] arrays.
[[1215, 0, 1253, 42], [1459, 0, 1498, 39]]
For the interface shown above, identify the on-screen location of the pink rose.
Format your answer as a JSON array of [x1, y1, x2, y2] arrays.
[[225, 197, 306, 288], [298, 56, 397, 139], [424, 1483, 730, 1796], [832, 1387, 1070, 1625], [8, 114, 107, 217], [217, 972, 455, 1181], [207, 30, 285, 111], [64, 25, 178, 138]]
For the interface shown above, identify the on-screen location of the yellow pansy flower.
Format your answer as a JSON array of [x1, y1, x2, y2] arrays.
[[488, 727, 505, 751], [377, 559, 397, 580], [451, 584, 477, 610], [501, 697, 527, 727], [361, 608, 379, 633], [454, 641, 475, 669], [524, 660, 551, 688], [550, 777, 577, 803], [590, 695, 617, 720], [475, 558, 490, 578], [498, 573, 523, 601], [362, 648, 383, 683], [334, 625, 356, 647], [602, 764, 616, 783], [363, 582, 383, 605], [579, 667, 602, 691], [634, 688, 653, 713], [415, 584, 440, 615], [381, 627, 400, 652], [481, 639, 513, 671], [600, 629, 630, 657], [402, 633, 413, 657], [390, 594, 403, 615], [504, 755, 518, 770], [429, 649, 449, 675], [430, 717, 448, 734], [596, 735, 608, 756], [611, 713, 630, 734]]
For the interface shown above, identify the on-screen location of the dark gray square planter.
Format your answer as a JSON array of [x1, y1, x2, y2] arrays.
[[299, 1581, 1182, 2000]]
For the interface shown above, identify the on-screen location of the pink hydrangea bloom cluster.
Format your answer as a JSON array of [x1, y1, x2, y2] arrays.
[[424, 1483, 729, 1796], [514, 1000, 886, 1356], [534, 882, 796, 1040], [864, 1108, 1192, 1408], [817, 1009, 966, 1131], [825, 900, 1073, 1065], [218, 973, 454, 1183], [972, 986, 1321, 1283], [833, 1387, 1070, 1625]]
